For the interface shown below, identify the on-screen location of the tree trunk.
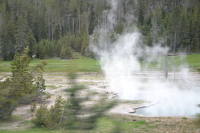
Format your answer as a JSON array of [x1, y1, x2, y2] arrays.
[[51, 25, 54, 41], [68, 16, 71, 33], [174, 31, 177, 54], [73, 18, 74, 35], [164, 54, 168, 79]]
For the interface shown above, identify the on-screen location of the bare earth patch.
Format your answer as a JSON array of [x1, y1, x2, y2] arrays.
[[0, 73, 200, 132]]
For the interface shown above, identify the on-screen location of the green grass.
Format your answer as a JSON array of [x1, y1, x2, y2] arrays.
[[0, 118, 147, 133], [31, 57, 101, 73], [0, 56, 101, 73], [0, 115, 197, 133], [120, 121, 147, 129], [185, 54, 200, 71], [19, 120, 32, 125], [0, 128, 51, 133], [166, 54, 200, 71], [95, 118, 116, 132], [0, 54, 200, 73], [182, 117, 188, 120], [141, 54, 200, 71], [92, 92, 99, 95], [0, 60, 11, 72]]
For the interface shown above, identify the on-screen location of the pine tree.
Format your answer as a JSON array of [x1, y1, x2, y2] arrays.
[[0, 47, 47, 119], [138, 0, 145, 26], [192, 5, 200, 52], [81, 33, 89, 55], [81, 12, 89, 35], [27, 30, 36, 58], [15, 17, 28, 53], [60, 46, 67, 59], [151, 6, 163, 45], [0, 0, 199, 54], [178, 10, 189, 51], [169, 5, 181, 53], [54, 25, 61, 42], [1, 20, 16, 60]]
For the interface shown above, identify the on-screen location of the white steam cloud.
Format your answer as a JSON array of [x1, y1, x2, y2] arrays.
[[89, 0, 200, 116]]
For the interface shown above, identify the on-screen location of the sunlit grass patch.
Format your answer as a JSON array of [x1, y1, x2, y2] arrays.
[[94, 117, 148, 132], [185, 54, 200, 71], [120, 120, 147, 129], [94, 118, 117, 132], [0, 56, 101, 73], [1, 54, 200, 73], [41, 57, 101, 73]]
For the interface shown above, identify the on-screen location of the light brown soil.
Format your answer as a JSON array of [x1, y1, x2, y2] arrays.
[[0, 73, 199, 132]]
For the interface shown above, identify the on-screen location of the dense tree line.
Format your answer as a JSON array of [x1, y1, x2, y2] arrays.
[[137, 0, 200, 54], [0, 0, 92, 60], [0, 0, 200, 60]]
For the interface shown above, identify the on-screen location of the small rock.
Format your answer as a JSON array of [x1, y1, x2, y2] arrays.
[[129, 109, 136, 113], [132, 109, 136, 113]]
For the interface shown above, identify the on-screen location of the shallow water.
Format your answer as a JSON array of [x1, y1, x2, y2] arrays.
[[135, 102, 200, 117]]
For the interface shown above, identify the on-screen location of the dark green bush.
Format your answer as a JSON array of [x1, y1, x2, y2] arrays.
[[31, 104, 49, 127], [32, 95, 64, 130]]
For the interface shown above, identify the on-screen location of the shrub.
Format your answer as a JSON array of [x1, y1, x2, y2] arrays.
[[30, 102, 37, 112], [32, 95, 64, 130], [31, 104, 48, 127], [46, 95, 64, 129]]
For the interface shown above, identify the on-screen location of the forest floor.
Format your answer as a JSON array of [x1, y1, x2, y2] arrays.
[[0, 72, 200, 132]]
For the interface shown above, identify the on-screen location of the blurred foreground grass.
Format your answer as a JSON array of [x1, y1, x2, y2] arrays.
[[0, 115, 197, 133]]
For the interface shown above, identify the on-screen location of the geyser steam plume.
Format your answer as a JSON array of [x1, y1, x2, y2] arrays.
[[89, 0, 200, 116]]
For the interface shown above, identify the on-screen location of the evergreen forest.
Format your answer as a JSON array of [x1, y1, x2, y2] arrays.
[[0, 0, 200, 60]]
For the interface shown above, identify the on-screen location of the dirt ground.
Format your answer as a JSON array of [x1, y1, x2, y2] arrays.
[[0, 72, 200, 132]]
